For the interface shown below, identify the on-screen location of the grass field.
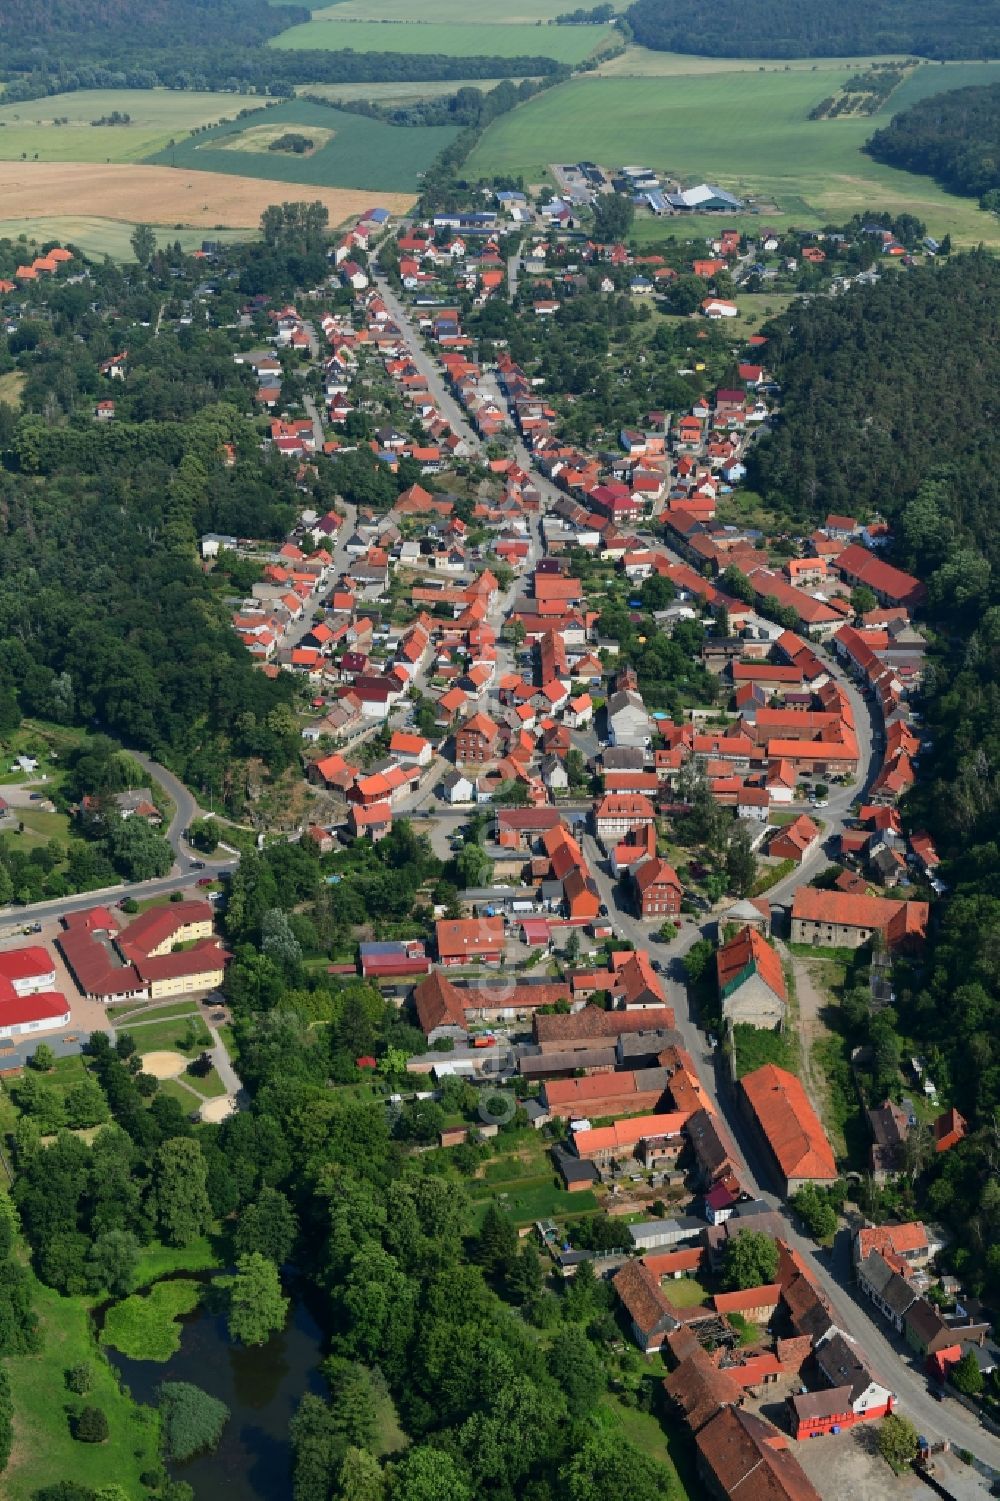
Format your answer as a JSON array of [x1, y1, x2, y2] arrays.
[[147, 98, 456, 193], [4, 1273, 160, 1500], [100, 1278, 203, 1361], [597, 48, 909, 77], [467, 66, 1000, 244], [0, 88, 251, 165], [270, 18, 614, 62], [310, 0, 571, 18], [470, 1173, 599, 1226]]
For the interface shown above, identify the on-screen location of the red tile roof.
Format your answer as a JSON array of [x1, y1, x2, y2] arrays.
[[717, 927, 786, 1003], [741, 1064, 836, 1182]]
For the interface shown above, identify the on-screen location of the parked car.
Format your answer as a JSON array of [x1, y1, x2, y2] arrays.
[[196, 876, 214, 887], [22, 922, 41, 934]]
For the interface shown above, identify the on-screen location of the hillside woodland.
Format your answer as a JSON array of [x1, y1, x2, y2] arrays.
[[627, 0, 1000, 59], [866, 82, 1000, 199]]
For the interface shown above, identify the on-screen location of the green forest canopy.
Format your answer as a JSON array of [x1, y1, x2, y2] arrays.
[[626, 0, 1000, 59], [866, 81, 1000, 199]]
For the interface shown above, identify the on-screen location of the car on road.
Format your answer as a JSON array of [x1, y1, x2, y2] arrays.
[[28, 792, 47, 801], [196, 876, 214, 887], [651, 959, 663, 972], [21, 922, 41, 934], [190, 860, 205, 870]]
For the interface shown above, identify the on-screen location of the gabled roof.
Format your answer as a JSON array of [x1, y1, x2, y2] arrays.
[[717, 927, 786, 1003], [741, 1064, 836, 1182], [696, 1405, 821, 1501]]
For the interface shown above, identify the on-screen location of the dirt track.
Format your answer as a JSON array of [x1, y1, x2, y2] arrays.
[[0, 160, 415, 229]]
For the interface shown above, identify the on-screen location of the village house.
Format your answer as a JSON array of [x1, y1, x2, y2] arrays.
[[740, 1063, 837, 1195], [790, 888, 929, 951], [717, 926, 787, 1030], [633, 857, 682, 920]]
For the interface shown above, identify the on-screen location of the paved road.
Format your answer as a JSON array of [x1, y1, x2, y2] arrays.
[[303, 390, 325, 452], [371, 267, 482, 450]]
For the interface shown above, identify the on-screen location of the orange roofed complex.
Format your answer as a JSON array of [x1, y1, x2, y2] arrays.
[[790, 888, 928, 953], [58, 901, 229, 1004], [740, 1063, 837, 1195]]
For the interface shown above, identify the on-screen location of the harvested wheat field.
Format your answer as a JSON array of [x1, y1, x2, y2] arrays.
[[0, 160, 415, 232], [140, 1050, 187, 1080]]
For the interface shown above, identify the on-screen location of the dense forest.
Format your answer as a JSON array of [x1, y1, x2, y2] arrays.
[[866, 82, 1000, 199], [627, 0, 1000, 59]]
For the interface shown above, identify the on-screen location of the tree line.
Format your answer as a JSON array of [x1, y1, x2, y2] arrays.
[[626, 0, 1000, 59]]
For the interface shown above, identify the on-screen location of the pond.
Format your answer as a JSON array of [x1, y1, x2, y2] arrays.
[[104, 1289, 326, 1500]]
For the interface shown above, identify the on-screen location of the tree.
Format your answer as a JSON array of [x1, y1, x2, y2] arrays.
[[790, 1185, 837, 1241], [64, 1077, 110, 1129], [475, 1201, 518, 1278], [851, 585, 878, 616], [340, 1447, 386, 1501], [65, 1363, 91, 1395], [227, 1252, 289, 1346], [387, 1446, 470, 1501], [130, 224, 157, 265], [150, 1138, 213, 1247], [29, 1043, 55, 1072], [721, 1230, 779, 1290], [950, 1348, 984, 1396], [290, 1393, 340, 1501], [158, 1382, 231, 1462], [86, 1230, 138, 1297], [562, 1431, 673, 1501], [725, 824, 757, 896], [73, 1405, 109, 1443], [234, 1188, 298, 1265], [877, 1412, 918, 1471], [546, 1328, 605, 1416], [593, 194, 634, 243]]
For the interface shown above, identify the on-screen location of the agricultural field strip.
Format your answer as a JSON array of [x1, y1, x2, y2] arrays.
[[268, 18, 614, 62]]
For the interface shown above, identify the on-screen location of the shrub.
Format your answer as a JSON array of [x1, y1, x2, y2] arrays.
[[74, 1405, 109, 1443], [65, 1362, 92, 1394], [158, 1381, 231, 1463]]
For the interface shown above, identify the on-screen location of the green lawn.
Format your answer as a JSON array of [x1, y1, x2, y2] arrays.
[[3, 1272, 160, 1500], [466, 68, 1000, 245], [270, 18, 614, 61], [470, 1174, 599, 1226], [100, 1278, 203, 1361], [661, 1274, 709, 1308], [0, 88, 250, 164], [731, 1022, 798, 1079], [0, 803, 73, 854], [299, 77, 526, 104], [132, 1013, 213, 1057], [145, 98, 457, 194], [182, 1064, 227, 1099]]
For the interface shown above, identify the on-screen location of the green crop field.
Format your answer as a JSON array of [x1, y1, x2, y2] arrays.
[[145, 98, 458, 192], [0, 88, 248, 164], [269, 18, 614, 62], [466, 68, 1000, 245], [310, 0, 571, 19], [880, 58, 1000, 112]]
